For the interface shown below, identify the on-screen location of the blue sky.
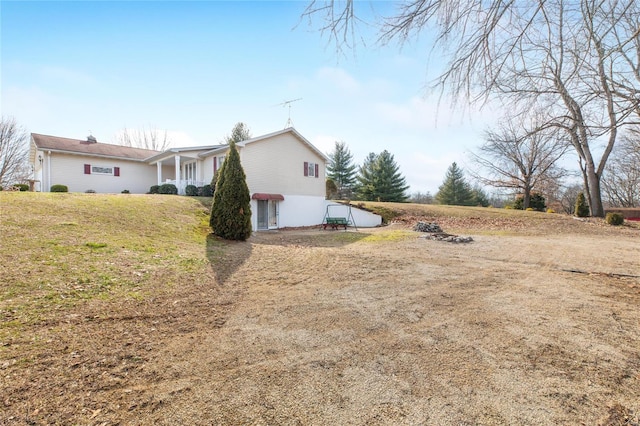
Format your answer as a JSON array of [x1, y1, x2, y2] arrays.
[[1, 1, 497, 194]]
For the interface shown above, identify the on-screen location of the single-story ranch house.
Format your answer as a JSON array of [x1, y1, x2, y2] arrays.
[[30, 127, 381, 229]]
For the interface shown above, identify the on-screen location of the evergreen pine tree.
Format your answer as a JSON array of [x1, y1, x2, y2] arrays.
[[355, 151, 409, 202], [436, 162, 475, 206], [354, 152, 379, 201], [325, 178, 338, 199], [327, 141, 358, 199], [373, 150, 409, 202], [575, 192, 590, 217], [224, 122, 252, 144], [471, 185, 490, 207], [209, 140, 252, 240]]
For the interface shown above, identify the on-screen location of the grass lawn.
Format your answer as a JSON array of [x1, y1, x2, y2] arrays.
[[1, 192, 638, 425]]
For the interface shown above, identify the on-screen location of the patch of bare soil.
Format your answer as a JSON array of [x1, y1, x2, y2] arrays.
[[2, 218, 639, 425]]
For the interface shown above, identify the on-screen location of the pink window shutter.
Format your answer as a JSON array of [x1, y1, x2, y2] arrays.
[[84, 164, 91, 174], [304, 162, 309, 176], [114, 167, 120, 177], [314, 164, 319, 178]]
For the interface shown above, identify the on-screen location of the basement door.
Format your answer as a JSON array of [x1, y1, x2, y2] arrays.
[[257, 199, 279, 230]]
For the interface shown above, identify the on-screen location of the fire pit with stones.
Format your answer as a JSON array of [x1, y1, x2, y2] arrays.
[[413, 221, 474, 243]]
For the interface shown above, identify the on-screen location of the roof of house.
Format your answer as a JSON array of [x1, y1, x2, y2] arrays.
[[31, 133, 161, 161], [199, 127, 329, 162], [32, 128, 329, 163], [145, 144, 226, 163]]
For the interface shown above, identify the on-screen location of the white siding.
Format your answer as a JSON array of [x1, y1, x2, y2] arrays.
[[251, 194, 327, 229], [241, 133, 326, 197], [201, 156, 216, 183], [47, 153, 157, 193], [324, 202, 382, 228]]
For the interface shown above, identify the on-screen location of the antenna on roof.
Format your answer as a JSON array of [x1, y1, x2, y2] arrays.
[[275, 98, 302, 129]]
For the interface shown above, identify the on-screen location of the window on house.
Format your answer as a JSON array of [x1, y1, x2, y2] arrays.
[[84, 164, 119, 176], [214, 155, 226, 173], [92, 166, 113, 175], [304, 161, 319, 178]]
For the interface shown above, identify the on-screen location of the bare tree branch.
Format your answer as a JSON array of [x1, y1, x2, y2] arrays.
[[0, 117, 30, 188], [302, 0, 640, 216], [116, 126, 172, 151], [468, 112, 570, 208]]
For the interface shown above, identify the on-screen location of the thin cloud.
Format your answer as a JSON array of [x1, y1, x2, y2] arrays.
[[315, 67, 361, 93]]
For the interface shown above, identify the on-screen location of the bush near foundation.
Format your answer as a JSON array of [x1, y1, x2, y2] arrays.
[[158, 184, 178, 195], [185, 185, 198, 196], [50, 184, 68, 192], [198, 184, 214, 197]]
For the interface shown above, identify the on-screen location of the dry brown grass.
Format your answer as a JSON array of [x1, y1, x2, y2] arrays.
[[1, 193, 639, 425]]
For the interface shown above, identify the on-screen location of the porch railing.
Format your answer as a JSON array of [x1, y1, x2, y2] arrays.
[[164, 179, 207, 195]]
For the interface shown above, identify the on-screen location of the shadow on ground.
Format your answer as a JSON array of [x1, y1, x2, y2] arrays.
[[206, 233, 252, 285], [205, 227, 372, 284], [249, 228, 371, 248]]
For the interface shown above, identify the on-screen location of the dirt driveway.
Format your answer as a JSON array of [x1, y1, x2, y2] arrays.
[[3, 221, 640, 425]]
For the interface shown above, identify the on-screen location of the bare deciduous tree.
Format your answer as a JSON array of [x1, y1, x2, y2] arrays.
[[117, 126, 172, 151], [601, 127, 640, 207], [0, 117, 30, 188], [302, 0, 640, 216], [469, 115, 569, 209]]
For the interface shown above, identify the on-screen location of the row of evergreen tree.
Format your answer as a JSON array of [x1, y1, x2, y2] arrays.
[[327, 142, 490, 206], [326, 142, 409, 202]]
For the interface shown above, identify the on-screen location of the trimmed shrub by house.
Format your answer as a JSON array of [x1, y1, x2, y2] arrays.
[[50, 184, 68, 192], [210, 140, 252, 240], [158, 183, 178, 195], [121, 189, 130, 194], [605, 212, 624, 226], [14, 183, 29, 191], [149, 185, 160, 194], [198, 184, 214, 197], [185, 185, 198, 196]]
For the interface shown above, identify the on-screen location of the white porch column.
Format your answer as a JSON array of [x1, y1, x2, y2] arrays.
[[46, 151, 52, 192], [156, 162, 162, 185], [175, 155, 181, 194]]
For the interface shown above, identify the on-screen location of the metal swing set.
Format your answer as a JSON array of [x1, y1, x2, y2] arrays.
[[321, 203, 357, 231]]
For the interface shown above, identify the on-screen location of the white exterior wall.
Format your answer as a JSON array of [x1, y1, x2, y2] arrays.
[[251, 194, 326, 229], [324, 202, 382, 228], [46, 152, 157, 193], [241, 133, 325, 196], [201, 156, 216, 183]]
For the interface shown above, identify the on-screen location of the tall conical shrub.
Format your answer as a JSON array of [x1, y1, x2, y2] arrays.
[[575, 192, 590, 217], [209, 141, 252, 240]]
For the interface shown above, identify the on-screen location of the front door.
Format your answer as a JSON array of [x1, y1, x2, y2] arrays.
[[268, 200, 278, 228], [257, 200, 278, 230]]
